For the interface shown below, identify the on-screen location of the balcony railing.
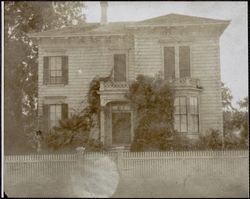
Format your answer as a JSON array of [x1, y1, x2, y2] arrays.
[[166, 77, 202, 89], [99, 77, 202, 92], [100, 80, 129, 91]]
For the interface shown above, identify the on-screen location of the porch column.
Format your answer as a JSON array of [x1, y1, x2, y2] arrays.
[[100, 108, 105, 144]]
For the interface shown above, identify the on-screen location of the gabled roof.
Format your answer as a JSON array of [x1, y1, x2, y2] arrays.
[[136, 13, 230, 26], [28, 13, 230, 38]]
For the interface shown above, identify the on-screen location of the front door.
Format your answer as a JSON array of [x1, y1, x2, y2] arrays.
[[112, 112, 131, 145]]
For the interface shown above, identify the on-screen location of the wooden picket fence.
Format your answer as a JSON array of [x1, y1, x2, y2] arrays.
[[4, 150, 249, 187]]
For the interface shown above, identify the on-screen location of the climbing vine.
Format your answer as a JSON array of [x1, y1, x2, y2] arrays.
[[127, 74, 175, 151], [46, 76, 111, 151]]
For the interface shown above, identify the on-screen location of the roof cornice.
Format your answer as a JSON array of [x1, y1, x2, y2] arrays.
[[127, 21, 230, 28], [28, 33, 126, 39]]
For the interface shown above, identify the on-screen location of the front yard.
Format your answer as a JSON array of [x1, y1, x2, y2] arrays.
[[5, 172, 248, 198]]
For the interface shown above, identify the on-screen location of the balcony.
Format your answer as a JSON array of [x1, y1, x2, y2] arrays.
[[98, 77, 202, 106], [99, 80, 130, 106], [99, 77, 202, 92]]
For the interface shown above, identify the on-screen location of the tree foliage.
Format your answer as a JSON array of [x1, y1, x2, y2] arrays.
[[221, 82, 248, 149], [127, 74, 175, 151], [4, 1, 85, 153], [221, 82, 234, 111]]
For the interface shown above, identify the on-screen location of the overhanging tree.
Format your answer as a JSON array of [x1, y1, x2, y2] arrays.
[[4, 1, 85, 153]]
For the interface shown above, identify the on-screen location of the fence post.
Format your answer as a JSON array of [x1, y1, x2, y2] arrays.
[[76, 147, 85, 174], [115, 146, 124, 174]]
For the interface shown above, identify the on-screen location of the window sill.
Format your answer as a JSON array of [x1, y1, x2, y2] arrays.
[[44, 84, 67, 88]]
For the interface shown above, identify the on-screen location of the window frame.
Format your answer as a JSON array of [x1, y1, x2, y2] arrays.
[[113, 53, 127, 82], [110, 49, 129, 82], [48, 56, 63, 85], [188, 96, 199, 134], [48, 104, 62, 130], [161, 43, 193, 79], [179, 46, 191, 78], [174, 96, 188, 133], [174, 95, 200, 134]]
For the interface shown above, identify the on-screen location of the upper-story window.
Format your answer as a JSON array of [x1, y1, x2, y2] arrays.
[[179, 46, 191, 78], [43, 56, 68, 85], [164, 46, 191, 79], [164, 47, 175, 79], [113, 54, 127, 82]]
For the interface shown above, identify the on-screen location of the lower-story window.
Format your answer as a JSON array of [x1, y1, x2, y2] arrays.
[[49, 104, 62, 129], [43, 103, 68, 131], [174, 96, 199, 133], [174, 97, 188, 133], [189, 96, 199, 133]]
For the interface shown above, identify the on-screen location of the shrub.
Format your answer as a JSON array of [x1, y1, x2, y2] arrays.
[[170, 134, 199, 151], [45, 76, 111, 151], [196, 129, 223, 150]]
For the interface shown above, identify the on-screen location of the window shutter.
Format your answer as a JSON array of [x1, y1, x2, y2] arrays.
[[43, 57, 49, 85], [114, 54, 126, 82], [164, 47, 175, 79], [43, 104, 49, 132], [62, 56, 68, 85], [61, 103, 68, 120], [179, 46, 190, 78]]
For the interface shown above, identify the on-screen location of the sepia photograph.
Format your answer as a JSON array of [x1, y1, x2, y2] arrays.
[[2, 1, 249, 198]]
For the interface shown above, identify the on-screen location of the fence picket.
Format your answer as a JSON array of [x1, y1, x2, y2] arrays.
[[4, 150, 248, 186]]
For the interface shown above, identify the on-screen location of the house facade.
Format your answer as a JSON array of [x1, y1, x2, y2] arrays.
[[29, 2, 230, 148]]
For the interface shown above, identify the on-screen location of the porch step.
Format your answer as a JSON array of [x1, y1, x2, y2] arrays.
[[109, 145, 131, 151]]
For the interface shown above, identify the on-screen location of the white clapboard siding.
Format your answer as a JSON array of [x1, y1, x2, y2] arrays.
[[37, 32, 223, 133], [192, 40, 222, 132], [37, 37, 135, 118]]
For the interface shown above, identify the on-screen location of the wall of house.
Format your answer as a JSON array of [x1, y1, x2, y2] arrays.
[[37, 36, 134, 131], [133, 31, 223, 135], [38, 26, 224, 137], [192, 38, 223, 134]]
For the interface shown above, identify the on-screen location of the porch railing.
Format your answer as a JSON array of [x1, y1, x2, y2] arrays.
[[100, 77, 201, 92], [100, 80, 129, 91]]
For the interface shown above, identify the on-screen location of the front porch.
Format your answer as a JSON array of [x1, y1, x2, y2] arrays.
[[97, 77, 202, 148], [98, 80, 134, 148]]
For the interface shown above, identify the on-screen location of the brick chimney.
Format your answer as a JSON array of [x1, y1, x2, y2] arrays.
[[100, 1, 108, 25]]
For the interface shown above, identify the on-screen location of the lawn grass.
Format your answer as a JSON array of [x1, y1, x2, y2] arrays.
[[5, 174, 248, 198]]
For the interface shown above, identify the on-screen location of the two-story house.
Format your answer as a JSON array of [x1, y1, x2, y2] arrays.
[[29, 2, 230, 148]]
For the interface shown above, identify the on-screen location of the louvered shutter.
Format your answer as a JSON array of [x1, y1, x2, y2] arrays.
[[179, 46, 190, 78], [114, 54, 126, 82], [43, 104, 49, 132], [164, 47, 175, 79], [62, 56, 68, 85], [43, 57, 49, 85], [61, 103, 68, 120]]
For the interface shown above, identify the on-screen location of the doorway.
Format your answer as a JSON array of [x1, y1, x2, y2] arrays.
[[112, 112, 131, 145]]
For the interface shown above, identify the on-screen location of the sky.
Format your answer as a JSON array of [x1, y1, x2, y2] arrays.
[[84, 1, 248, 106]]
